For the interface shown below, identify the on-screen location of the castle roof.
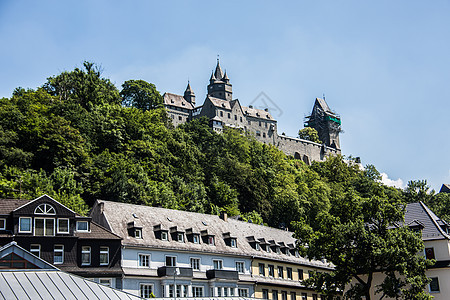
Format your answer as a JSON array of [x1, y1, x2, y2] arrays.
[[315, 98, 333, 114], [92, 200, 332, 270], [163, 92, 194, 110], [185, 82, 194, 94], [214, 59, 224, 80], [242, 105, 275, 121]]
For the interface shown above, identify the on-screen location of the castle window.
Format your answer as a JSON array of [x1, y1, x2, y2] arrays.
[[228, 113, 231, 118], [248, 120, 251, 125], [259, 121, 261, 126], [265, 122, 268, 128], [263, 133, 266, 138], [178, 116, 182, 121], [256, 130, 261, 137], [220, 111, 223, 117], [240, 117, 242, 122], [234, 115, 237, 120]]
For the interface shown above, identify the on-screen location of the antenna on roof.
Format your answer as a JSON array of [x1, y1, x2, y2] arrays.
[[217, 54, 219, 62], [323, 93, 326, 101]]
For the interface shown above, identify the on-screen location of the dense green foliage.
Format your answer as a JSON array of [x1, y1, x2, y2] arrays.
[[0, 63, 434, 299], [293, 158, 432, 300], [298, 127, 322, 143]]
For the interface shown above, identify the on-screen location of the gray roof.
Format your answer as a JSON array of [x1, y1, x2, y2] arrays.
[[0, 242, 57, 271], [163, 93, 194, 110], [93, 200, 331, 270], [315, 98, 332, 113], [439, 184, 450, 193], [242, 105, 274, 121], [405, 202, 450, 241], [0, 270, 142, 300]]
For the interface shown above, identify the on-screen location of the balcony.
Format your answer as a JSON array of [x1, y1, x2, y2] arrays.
[[157, 266, 193, 277], [206, 269, 239, 280]]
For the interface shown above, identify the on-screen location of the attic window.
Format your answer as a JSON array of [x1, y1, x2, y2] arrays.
[[171, 99, 174, 103], [182, 102, 185, 106], [35, 204, 56, 215], [135, 228, 142, 239]]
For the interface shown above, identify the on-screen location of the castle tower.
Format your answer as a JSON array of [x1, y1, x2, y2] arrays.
[[207, 59, 232, 101], [183, 81, 195, 105], [305, 98, 341, 149]]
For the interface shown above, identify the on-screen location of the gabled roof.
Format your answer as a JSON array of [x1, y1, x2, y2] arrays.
[[0, 241, 57, 270], [439, 184, 450, 193], [13, 194, 77, 216], [314, 98, 332, 114], [92, 200, 332, 269], [242, 105, 275, 121], [163, 93, 194, 110], [405, 202, 450, 241], [208, 96, 232, 110]]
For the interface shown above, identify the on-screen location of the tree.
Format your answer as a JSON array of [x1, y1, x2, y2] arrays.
[[293, 157, 432, 300], [120, 80, 163, 110], [298, 127, 321, 143]]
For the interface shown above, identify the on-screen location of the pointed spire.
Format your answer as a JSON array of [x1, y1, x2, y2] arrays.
[[214, 58, 224, 80], [223, 70, 229, 82], [210, 70, 216, 82], [185, 81, 194, 94]]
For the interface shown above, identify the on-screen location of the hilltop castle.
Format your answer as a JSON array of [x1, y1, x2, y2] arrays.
[[163, 60, 341, 164]]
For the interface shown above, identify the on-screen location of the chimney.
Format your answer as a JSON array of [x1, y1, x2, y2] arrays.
[[220, 212, 228, 222]]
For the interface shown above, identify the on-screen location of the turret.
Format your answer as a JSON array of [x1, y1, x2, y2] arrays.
[[183, 81, 195, 105], [207, 59, 232, 101], [305, 98, 341, 149]]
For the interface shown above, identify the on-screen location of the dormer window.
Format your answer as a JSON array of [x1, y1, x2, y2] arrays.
[[76, 221, 89, 232], [154, 224, 168, 241], [193, 234, 200, 244], [255, 243, 260, 251], [208, 236, 215, 245], [0, 219, 5, 230], [230, 238, 237, 248], [177, 232, 184, 242], [161, 231, 168, 241], [135, 228, 143, 239], [34, 204, 55, 215]]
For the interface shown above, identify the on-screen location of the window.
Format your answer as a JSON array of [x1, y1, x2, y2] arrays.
[[248, 120, 251, 125], [0, 219, 5, 230], [259, 121, 262, 126], [238, 288, 249, 297], [208, 236, 215, 245], [272, 290, 278, 300], [177, 232, 184, 242], [57, 218, 69, 234], [35, 218, 55, 236], [313, 294, 318, 300], [230, 238, 237, 248], [290, 292, 296, 300], [161, 231, 168, 241], [425, 247, 435, 260], [54, 245, 64, 264], [262, 289, 269, 299], [140, 283, 153, 299], [240, 117, 243, 122], [190, 257, 200, 270], [282, 291, 288, 300], [256, 130, 261, 136], [234, 115, 237, 120], [100, 247, 109, 265], [268, 264, 274, 277], [165, 256, 176, 267], [298, 269, 304, 280], [139, 254, 150, 267], [30, 244, 40, 258], [81, 246, 91, 265], [99, 278, 112, 287], [220, 111, 223, 117], [178, 116, 182, 121], [430, 277, 440, 292], [236, 261, 244, 273], [135, 228, 143, 239], [265, 122, 268, 128], [278, 266, 284, 278], [263, 132, 266, 138], [193, 234, 199, 244], [76, 221, 89, 232], [287, 267, 293, 280], [228, 113, 231, 118], [34, 204, 55, 215], [301, 293, 307, 300], [19, 217, 32, 233], [265, 245, 270, 253], [213, 259, 223, 270], [192, 286, 204, 297], [259, 263, 265, 276]]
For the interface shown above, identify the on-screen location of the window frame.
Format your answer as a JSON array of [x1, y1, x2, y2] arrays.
[[81, 246, 91, 266], [192, 286, 204, 297], [278, 266, 284, 278], [34, 203, 56, 215], [259, 263, 265, 276], [100, 246, 109, 266], [238, 288, 249, 297], [230, 238, 237, 248], [190, 257, 200, 270], [213, 259, 223, 270], [429, 277, 440, 293], [268, 264, 275, 277], [57, 218, 69, 234], [425, 247, 435, 260], [53, 244, 64, 264], [161, 231, 168, 241], [19, 217, 32, 233], [165, 255, 177, 267], [193, 234, 200, 244], [140, 283, 154, 299], [235, 261, 245, 273], [30, 244, 41, 258], [99, 278, 112, 287], [76, 221, 89, 232], [287, 267, 293, 280], [34, 217, 55, 236], [0, 218, 5, 230], [139, 253, 151, 268], [177, 232, 184, 242]]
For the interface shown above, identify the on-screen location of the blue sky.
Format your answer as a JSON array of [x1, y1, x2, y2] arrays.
[[1, 1, 449, 191]]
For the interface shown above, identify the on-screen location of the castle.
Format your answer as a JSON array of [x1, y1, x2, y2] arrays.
[[163, 60, 341, 164]]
